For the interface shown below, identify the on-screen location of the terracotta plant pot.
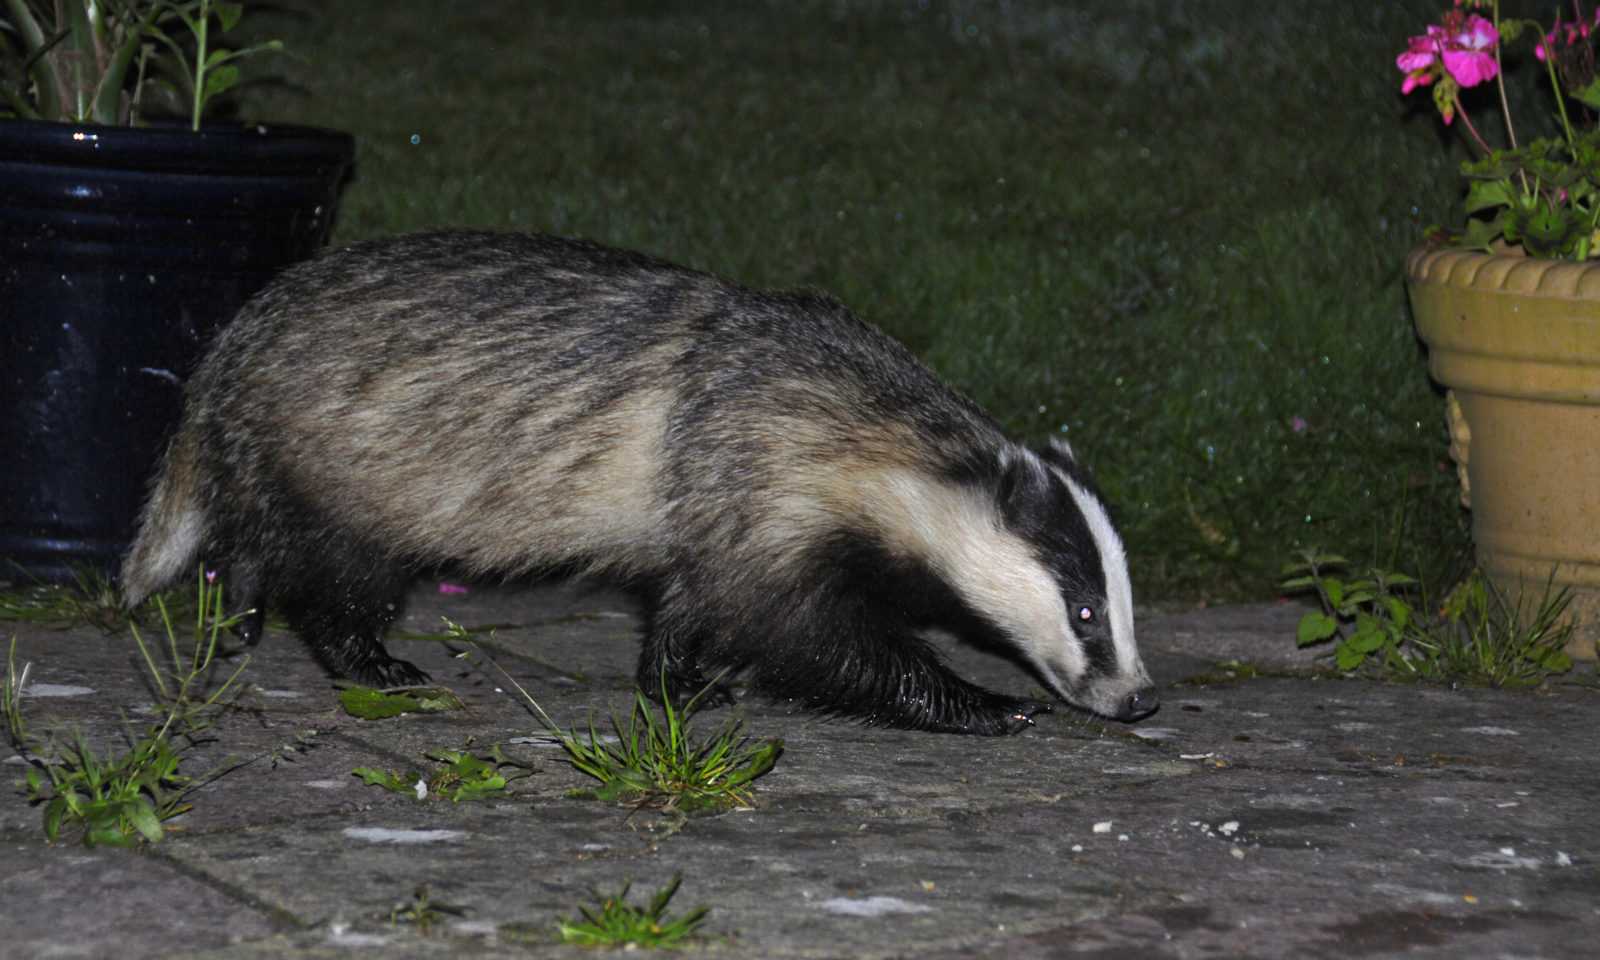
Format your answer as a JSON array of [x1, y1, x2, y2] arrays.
[[1407, 245, 1600, 659]]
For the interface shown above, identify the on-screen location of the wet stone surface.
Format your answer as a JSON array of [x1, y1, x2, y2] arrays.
[[1, 582, 1597, 958]]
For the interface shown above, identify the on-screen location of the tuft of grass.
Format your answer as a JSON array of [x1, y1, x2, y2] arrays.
[[471, 635, 782, 814], [4, 568, 254, 845], [550, 682, 784, 814], [1411, 571, 1578, 687], [0, 565, 133, 633], [1281, 552, 1575, 688], [556, 874, 709, 949], [0, 563, 273, 638]]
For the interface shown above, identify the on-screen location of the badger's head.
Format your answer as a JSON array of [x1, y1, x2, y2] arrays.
[[867, 438, 1157, 722], [1001, 439, 1157, 721], [939, 439, 1157, 722]]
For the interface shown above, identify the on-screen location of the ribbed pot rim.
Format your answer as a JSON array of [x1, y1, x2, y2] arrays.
[[1406, 244, 1600, 300]]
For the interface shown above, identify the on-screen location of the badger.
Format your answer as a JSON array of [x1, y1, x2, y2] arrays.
[[120, 231, 1158, 735]]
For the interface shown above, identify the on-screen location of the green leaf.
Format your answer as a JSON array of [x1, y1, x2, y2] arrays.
[[1279, 575, 1315, 591], [1348, 615, 1387, 653], [42, 797, 65, 842], [1460, 213, 1507, 250], [352, 767, 419, 794], [338, 685, 465, 720], [1575, 78, 1600, 112], [1534, 648, 1573, 672], [215, 2, 245, 32], [1464, 179, 1515, 214], [1296, 612, 1339, 647], [202, 64, 240, 101], [128, 797, 164, 844], [1384, 596, 1411, 631], [1324, 580, 1344, 608], [1511, 201, 1585, 257], [1334, 642, 1367, 671], [1341, 588, 1376, 608]]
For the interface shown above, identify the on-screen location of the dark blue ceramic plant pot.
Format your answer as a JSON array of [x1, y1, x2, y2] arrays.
[[0, 120, 354, 582]]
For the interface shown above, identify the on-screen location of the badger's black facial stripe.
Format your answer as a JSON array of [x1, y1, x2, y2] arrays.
[[1003, 475, 1106, 601], [1076, 613, 1118, 678]]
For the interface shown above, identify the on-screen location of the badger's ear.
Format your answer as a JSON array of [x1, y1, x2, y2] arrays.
[[1037, 435, 1075, 468], [997, 447, 1050, 512]]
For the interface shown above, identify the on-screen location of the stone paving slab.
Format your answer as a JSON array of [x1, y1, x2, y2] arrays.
[[1, 582, 1596, 958]]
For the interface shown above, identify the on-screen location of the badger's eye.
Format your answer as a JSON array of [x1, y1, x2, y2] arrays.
[[1077, 606, 1095, 622]]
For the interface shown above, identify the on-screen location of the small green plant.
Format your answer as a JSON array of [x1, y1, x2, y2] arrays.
[[556, 874, 709, 949], [0, 562, 262, 637], [457, 625, 784, 814], [1, 0, 284, 127], [535, 677, 781, 814], [0, 564, 133, 632], [4, 567, 253, 845], [1281, 551, 1574, 686], [354, 743, 532, 803], [388, 884, 467, 935], [336, 683, 465, 719], [1281, 552, 1421, 673], [1413, 569, 1577, 686]]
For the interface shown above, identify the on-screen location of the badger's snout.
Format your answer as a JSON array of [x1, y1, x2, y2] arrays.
[[1116, 685, 1160, 722]]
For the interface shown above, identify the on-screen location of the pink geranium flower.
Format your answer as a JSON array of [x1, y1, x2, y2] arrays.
[[1397, 14, 1499, 96], [1536, 9, 1600, 62], [1397, 27, 1444, 94], [1442, 14, 1499, 87]]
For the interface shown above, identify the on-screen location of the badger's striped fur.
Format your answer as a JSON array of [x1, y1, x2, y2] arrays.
[[121, 232, 1157, 734]]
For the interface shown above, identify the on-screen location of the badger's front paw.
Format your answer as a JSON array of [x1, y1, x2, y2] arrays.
[[360, 654, 431, 689], [974, 697, 1052, 735]]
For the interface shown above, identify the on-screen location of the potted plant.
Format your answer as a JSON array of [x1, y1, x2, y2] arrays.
[[0, 1, 353, 581], [1399, 0, 1600, 657]]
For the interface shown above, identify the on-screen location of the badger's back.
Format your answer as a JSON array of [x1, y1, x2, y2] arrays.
[[165, 232, 1004, 582]]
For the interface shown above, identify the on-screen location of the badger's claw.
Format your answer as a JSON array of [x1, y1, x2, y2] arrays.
[[961, 697, 1052, 735], [359, 655, 431, 689], [1001, 699, 1052, 733]]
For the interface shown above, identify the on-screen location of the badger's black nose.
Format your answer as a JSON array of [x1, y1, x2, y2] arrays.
[[1117, 686, 1160, 722]]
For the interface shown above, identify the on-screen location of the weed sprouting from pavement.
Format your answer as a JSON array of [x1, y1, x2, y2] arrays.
[[448, 619, 782, 813], [1282, 552, 1575, 687], [0, 565, 133, 632], [388, 884, 468, 935], [556, 874, 709, 949], [3, 568, 255, 845], [550, 678, 784, 814]]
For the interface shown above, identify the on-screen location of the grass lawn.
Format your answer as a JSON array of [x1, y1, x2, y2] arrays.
[[241, 0, 1472, 604]]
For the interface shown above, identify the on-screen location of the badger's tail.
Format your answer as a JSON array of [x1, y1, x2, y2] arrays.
[[120, 427, 206, 606]]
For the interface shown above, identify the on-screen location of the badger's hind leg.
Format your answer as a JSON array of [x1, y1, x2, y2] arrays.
[[272, 548, 426, 688], [219, 556, 266, 647], [636, 579, 736, 708]]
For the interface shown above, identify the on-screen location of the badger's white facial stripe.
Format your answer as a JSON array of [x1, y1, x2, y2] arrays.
[[1054, 469, 1147, 687], [860, 468, 1082, 693]]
